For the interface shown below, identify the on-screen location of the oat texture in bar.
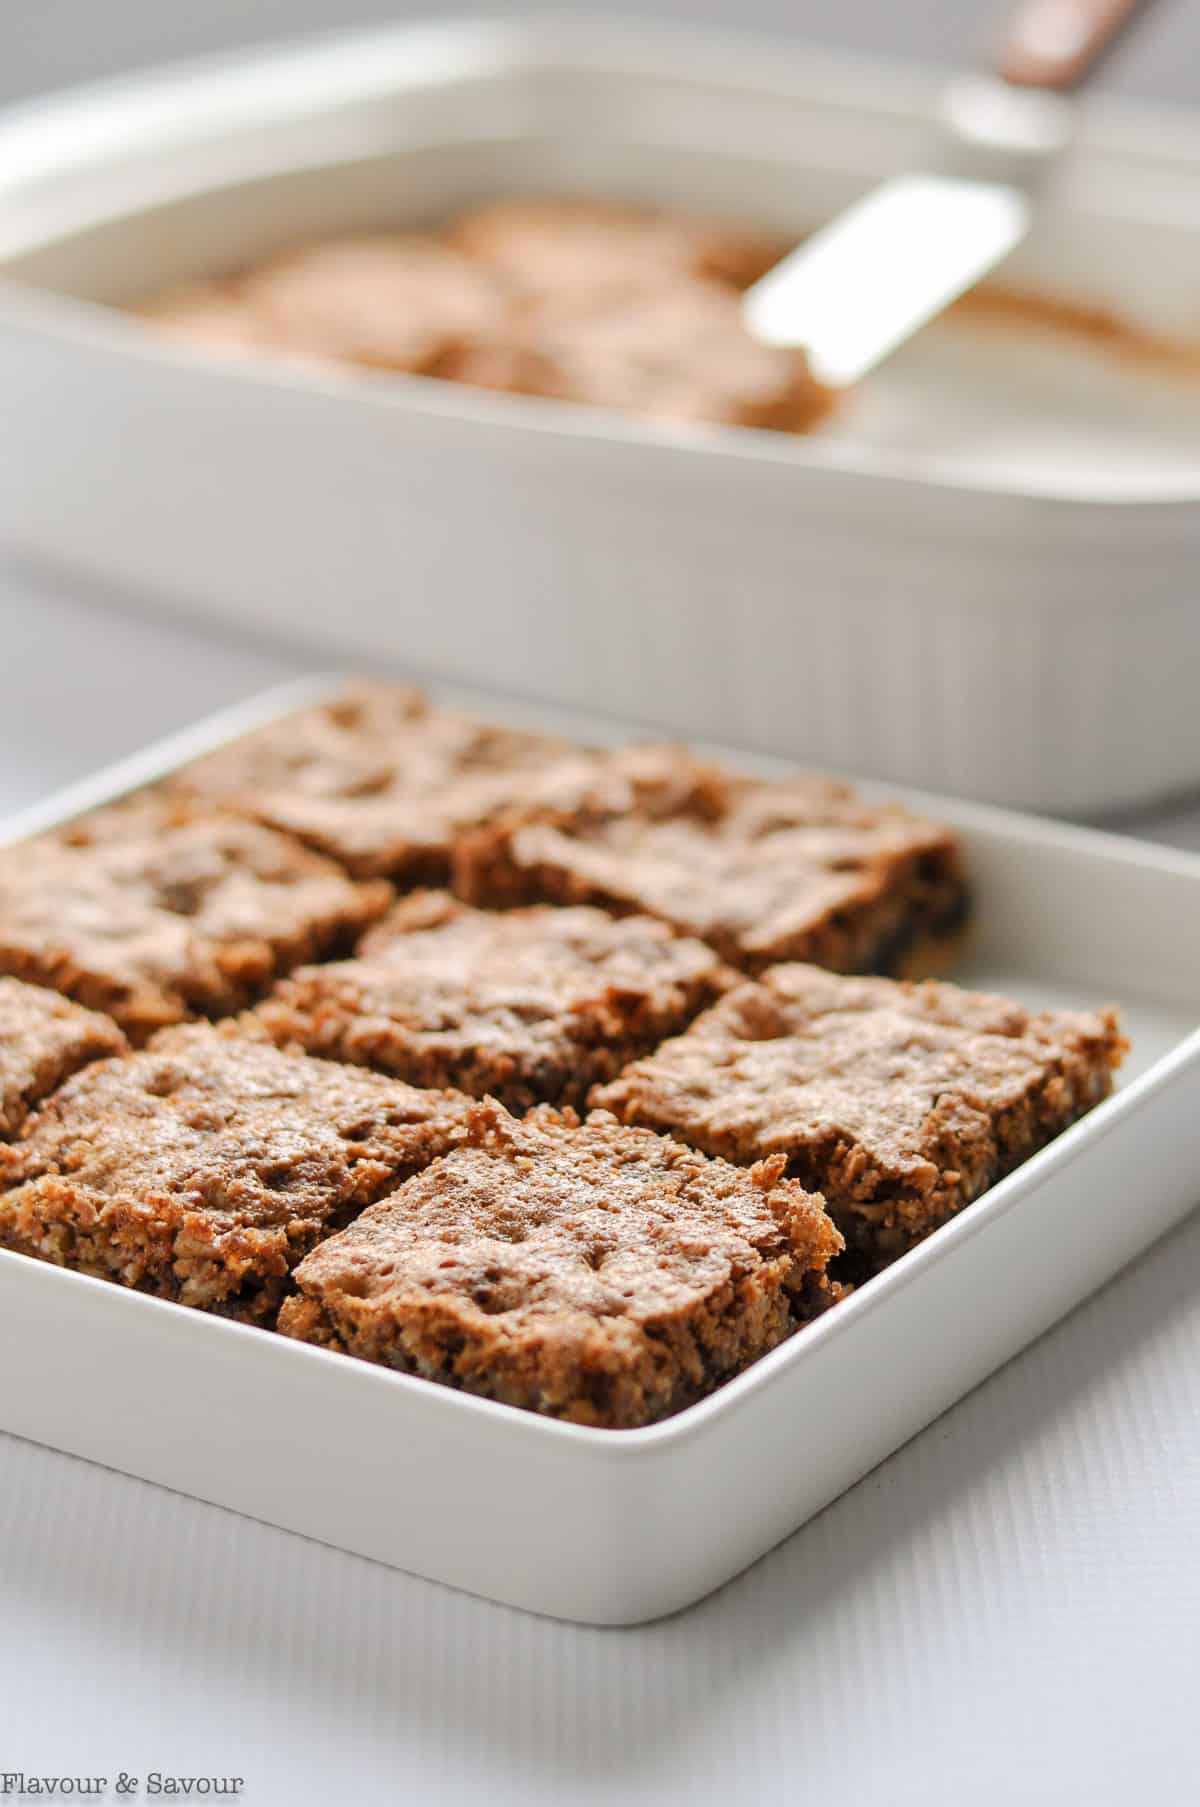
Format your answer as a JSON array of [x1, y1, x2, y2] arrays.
[[279, 1101, 841, 1427], [456, 773, 967, 977], [594, 964, 1125, 1270], [0, 1025, 474, 1321], [166, 686, 588, 882], [168, 687, 733, 883], [0, 977, 127, 1139], [253, 890, 731, 1112], [0, 798, 389, 1040]]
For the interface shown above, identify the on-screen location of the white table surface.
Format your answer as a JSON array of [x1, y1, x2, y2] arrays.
[[2, 559, 1199, 1806]]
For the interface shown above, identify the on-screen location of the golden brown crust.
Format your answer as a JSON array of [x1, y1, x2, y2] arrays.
[[455, 775, 968, 977], [278, 1101, 841, 1426], [0, 798, 389, 1041], [0, 977, 127, 1139], [0, 1024, 474, 1319], [593, 963, 1127, 1269], [251, 891, 732, 1112]]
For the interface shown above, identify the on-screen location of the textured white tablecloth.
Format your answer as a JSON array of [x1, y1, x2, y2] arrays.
[[1, 562, 1198, 1807]]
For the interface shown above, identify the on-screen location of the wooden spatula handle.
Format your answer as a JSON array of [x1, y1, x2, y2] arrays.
[[999, 0, 1152, 88]]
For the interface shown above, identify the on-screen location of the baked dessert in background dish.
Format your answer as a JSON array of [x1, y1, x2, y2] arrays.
[[445, 198, 787, 299], [167, 686, 729, 882], [251, 890, 731, 1112], [240, 235, 514, 372], [455, 774, 967, 977], [132, 197, 833, 436], [456, 281, 831, 432], [0, 1024, 475, 1322], [0, 977, 127, 1139], [592, 964, 1126, 1271], [0, 798, 389, 1041], [278, 1101, 841, 1427]]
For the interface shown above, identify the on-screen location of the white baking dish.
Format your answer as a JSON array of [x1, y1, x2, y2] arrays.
[[1, 679, 1198, 1625], [0, 20, 1199, 816]]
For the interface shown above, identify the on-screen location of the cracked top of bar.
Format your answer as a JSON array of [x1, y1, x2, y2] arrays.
[[0, 976, 127, 1139], [593, 963, 1126, 1265], [456, 773, 967, 975], [0, 1024, 475, 1316], [0, 797, 389, 1039], [166, 685, 730, 880], [278, 1101, 841, 1427], [251, 889, 730, 1112]]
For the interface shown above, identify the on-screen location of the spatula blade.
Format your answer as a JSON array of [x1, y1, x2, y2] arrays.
[[743, 175, 1031, 386]]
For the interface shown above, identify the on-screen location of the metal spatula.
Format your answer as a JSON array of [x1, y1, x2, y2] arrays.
[[743, 0, 1155, 386]]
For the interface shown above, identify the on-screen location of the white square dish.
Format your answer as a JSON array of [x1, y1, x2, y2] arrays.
[[0, 18, 1199, 814], [1, 679, 1198, 1625]]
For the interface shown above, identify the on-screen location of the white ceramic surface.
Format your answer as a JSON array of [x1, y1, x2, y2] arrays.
[[0, 18, 1198, 816], [1, 680, 1198, 1625]]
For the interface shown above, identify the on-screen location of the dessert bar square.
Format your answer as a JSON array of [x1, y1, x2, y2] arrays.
[[456, 775, 967, 976], [167, 684, 433, 804], [0, 1024, 474, 1321], [593, 964, 1126, 1270], [0, 799, 390, 1041], [168, 687, 729, 882], [251, 890, 731, 1113], [278, 1102, 841, 1427], [0, 977, 127, 1139], [167, 686, 584, 881]]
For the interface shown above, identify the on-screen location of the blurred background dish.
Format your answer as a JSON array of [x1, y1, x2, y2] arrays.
[[0, 15, 1197, 815]]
